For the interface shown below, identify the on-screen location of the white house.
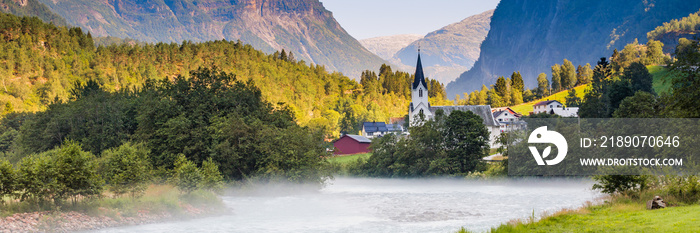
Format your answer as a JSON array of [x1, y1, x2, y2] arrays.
[[532, 100, 579, 117], [408, 53, 502, 148], [492, 107, 525, 132]]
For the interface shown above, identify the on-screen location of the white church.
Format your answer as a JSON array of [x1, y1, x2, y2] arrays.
[[408, 53, 502, 148]]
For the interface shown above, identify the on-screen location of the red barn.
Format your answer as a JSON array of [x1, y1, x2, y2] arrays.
[[333, 134, 371, 155]]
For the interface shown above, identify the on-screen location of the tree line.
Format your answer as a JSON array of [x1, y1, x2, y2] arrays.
[[647, 10, 700, 41], [456, 38, 669, 110]]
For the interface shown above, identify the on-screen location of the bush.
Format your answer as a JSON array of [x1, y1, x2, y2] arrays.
[[0, 158, 16, 203], [592, 175, 649, 195], [16, 153, 59, 203], [200, 157, 224, 192], [16, 142, 102, 205], [51, 142, 103, 204], [661, 175, 700, 204], [102, 142, 152, 198], [172, 154, 202, 194]]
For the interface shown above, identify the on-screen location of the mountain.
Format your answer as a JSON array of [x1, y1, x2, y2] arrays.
[[34, 0, 385, 79], [359, 34, 423, 61], [0, 0, 67, 26], [446, 0, 700, 98], [396, 10, 493, 69], [389, 10, 493, 84]]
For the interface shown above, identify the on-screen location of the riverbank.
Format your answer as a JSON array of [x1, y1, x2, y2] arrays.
[[0, 185, 225, 233], [460, 199, 700, 232]]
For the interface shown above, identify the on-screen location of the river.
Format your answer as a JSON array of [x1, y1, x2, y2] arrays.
[[92, 177, 601, 233]]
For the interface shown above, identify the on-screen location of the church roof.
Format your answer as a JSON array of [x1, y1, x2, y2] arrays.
[[412, 54, 428, 89], [429, 105, 500, 127]]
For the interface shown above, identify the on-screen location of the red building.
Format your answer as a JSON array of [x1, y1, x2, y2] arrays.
[[333, 134, 371, 155]]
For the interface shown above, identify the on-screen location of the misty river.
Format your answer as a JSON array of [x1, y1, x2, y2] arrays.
[[91, 177, 601, 233]]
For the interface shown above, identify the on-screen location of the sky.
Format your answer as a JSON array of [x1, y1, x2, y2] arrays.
[[320, 0, 502, 40]]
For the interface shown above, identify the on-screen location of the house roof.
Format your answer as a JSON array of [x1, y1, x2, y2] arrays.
[[430, 105, 499, 127], [363, 122, 402, 133], [534, 100, 562, 106], [492, 107, 523, 118], [363, 122, 388, 133], [411, 53, 428, 89], [344, 134, 371, 143]]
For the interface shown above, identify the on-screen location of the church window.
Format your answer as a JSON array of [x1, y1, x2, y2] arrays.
[[419, 89, 423, 97]]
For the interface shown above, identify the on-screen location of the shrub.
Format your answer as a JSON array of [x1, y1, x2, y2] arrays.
[[102, 142, 152, 198], [16, 142, 102, 205], [200, 157, 224, 192], [0, 158, 16, 202], [172, 154, 202, 194], [592, 175, 649, 195]]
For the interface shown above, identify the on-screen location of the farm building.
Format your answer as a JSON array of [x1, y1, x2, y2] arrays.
[[333, 134, 372, 155]]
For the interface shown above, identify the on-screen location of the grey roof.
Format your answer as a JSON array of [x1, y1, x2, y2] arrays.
[[386, 124, 403, 132], [430, 105, 500, 127], [363, 122, 388, 133], [345, 134, 371, 143], [412, 54, 427, 89], [493, 110, 507, 118], [363, 122, 403, 133]]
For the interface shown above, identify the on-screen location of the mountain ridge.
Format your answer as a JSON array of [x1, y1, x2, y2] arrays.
[[34, 0, 385, 79]]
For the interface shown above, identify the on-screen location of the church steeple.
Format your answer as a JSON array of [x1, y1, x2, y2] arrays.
[[412, 52, 427, 89]]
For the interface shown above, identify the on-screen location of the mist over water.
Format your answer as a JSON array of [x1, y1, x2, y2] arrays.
[[92, 177, 600, 233]]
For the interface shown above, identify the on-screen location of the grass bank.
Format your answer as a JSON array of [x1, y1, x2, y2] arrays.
[[459, 202, 699, 233], [327, 153, 372, 165], [327, 153, 372, 175]]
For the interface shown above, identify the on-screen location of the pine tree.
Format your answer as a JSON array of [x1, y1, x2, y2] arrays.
[[551, 64, 562, 92], [510, 71, 524, 93], [494, 76, 508, 98], [562, 59, 576, 89], [537, 73, 549, 97]]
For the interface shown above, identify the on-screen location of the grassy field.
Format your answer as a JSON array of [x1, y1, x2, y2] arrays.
[[510, 84, 588, 116], [462, 203, 700, 233], [327, 153, 372, 165], [648, 65, 681, 94]]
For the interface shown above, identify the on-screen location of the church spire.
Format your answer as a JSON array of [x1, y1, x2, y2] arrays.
[[412, 52, 427, 89]]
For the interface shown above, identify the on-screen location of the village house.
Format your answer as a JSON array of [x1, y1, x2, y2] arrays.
[[492, 107, 525, 132], [408, 52, 502, 148], [361, 122, 404, 139], [532, 100, 579, 117]]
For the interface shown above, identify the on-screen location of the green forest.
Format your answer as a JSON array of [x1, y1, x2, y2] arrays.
[[0, 13, 451, 140]]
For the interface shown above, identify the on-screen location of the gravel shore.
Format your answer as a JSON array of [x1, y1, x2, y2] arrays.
[[0, 204, 212, 233]]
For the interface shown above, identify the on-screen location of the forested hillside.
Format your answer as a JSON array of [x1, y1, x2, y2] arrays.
[[0, 13, 431, 140], [447, 0, 700, 97], [33, 0, 385, 78], [647, 10, 700, 54]]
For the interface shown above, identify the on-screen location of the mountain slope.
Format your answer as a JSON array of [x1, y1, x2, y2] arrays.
[[396, 10, 493, 69], [447, 0, 700, 97], [359, 34, 422, 61], [0, 0, 67, 26], [390, 10, 493, 84], [35, 0, 385, 79]]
